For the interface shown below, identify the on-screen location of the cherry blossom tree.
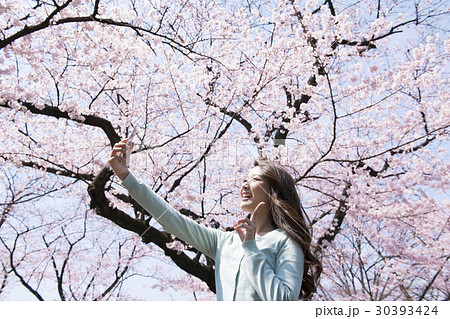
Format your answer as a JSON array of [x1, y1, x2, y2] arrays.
[[0, 0, 449, 300]]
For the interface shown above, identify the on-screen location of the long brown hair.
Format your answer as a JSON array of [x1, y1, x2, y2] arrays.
[[254, 159, 322, 300]]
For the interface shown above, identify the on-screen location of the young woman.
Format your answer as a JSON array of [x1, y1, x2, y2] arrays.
[[109, 139, 322, 300]]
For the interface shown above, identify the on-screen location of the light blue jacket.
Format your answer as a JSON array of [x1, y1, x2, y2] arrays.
[[122, 173, 304, 300]]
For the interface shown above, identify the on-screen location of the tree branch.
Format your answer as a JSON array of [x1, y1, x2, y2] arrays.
[[166, 114, 235, 195], [419, 255, 450, 300], [316, 182, 351, 253], [95, 244, 135, 301], [1, 100, 120, 147], [0, 0, 73, 49], [0, 232, 45, 300]]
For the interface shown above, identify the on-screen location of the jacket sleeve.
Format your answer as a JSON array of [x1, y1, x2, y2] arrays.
[[241, 238, 304, 301], [122, 173, 219, 259]]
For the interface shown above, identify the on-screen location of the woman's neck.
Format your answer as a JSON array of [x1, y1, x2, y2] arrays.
[[255, 219, 276, 237]]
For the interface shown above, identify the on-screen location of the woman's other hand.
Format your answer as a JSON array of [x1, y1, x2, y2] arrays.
[[234, 202, 265, 242]]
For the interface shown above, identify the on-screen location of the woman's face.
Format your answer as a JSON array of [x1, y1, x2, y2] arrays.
[[240, 166, 271, 213]]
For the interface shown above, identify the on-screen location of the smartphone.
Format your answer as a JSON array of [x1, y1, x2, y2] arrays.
[[124, 125, 138, 167]]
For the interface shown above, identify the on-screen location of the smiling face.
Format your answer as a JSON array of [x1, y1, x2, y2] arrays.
[[240, 166, 271, 213]]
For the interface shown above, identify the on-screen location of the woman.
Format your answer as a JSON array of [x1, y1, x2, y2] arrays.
[[109, 139, 322, 300]]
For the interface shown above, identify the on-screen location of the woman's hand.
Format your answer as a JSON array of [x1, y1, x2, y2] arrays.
[[234, 202, 265, 242], [108, 139, 133, 181]]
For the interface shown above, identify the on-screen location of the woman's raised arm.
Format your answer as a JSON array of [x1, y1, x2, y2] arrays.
[[108, 139, 220, 259]]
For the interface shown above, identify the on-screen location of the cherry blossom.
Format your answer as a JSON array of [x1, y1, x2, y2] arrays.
[[0, 0, 448, 300]]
